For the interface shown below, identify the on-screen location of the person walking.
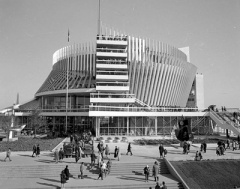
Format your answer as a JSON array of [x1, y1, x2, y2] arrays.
[[70, 135, 73, 143], [203, 141, 207, 153], [90, 153, 96, 169], [97, 152, 102, 168], [159, 144, 164, 158], [155, 182, 161, 189], [117, 147, 121, 161], [105, 144, 110, 158], [32, 144, 37, 157], [36, 144, 40, 157], [101, 161, 107, 177], [226, 139, 230, 149], [152, 161, 159, 182], [107, 159, 112, 175], [143, 165, 150, 182], [126, 142, 133, 155], [161, 181, 167, 189], [4, 148, 12, 162], [114, 146, 118, 158], [59, 148, 64, 162], [64, 165, 70, 181], [60, 170, 66, 189], [75, 145, 80, 163], [100, 143, 104, 158], [79, 162, 84, 179], [97, 167, 104, 180], [54, 149, 59, 163]]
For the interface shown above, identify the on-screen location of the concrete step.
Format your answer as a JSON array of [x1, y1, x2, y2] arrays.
[[0, 162, 170, 178], [22, 182, 184, 189]]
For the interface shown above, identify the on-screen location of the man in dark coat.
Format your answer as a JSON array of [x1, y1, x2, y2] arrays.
[[203, 141, 207, 153], [32, 144, 37, 157], [143, 165, 150, 182], [97, 167, 104, 180], [114, 146, 118, 158], [159, 144, 164, 158], [36, 144, 40, 157], [60, 170, 66, 189], [126, 143, 133, 155], [59, 148, 64, 162], [64, 165, 70, 180], [152, 161, 159, 182]]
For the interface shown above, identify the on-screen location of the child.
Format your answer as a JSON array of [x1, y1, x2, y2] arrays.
[[4, 148, 12, 162]]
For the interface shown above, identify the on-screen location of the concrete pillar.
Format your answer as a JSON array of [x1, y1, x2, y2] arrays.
[[127, 117, 129, 136], [155, 117, 157, 136]]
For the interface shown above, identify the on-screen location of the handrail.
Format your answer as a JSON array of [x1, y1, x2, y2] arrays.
[[96, 71, 128, 75], [210, 110, 239, 128], [97, 48, 127, 53], [96, 82, 129, 87], [97, 35, 127, 41], [90, 93, 135, 98], [89, 105, 203, 112]]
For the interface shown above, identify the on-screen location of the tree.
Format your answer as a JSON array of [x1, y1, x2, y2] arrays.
[[29, 109, 47, 137], [0, 114, 12, 141]]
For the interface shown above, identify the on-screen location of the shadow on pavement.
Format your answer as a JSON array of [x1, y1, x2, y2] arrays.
[[132, 171, 143, 175], [41, 178, 60, 183], [117, 175, 146, 182], [36, 182, 60, 189], [18, 154, 33, 157], [35, 159, 55, 163]]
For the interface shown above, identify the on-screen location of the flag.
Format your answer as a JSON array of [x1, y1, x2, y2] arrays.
[[68, 29, 70, 42]]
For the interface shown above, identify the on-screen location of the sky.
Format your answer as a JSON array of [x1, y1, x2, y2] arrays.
[[0, 0, 240, 109]]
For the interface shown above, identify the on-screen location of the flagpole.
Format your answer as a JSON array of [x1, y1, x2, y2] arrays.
[[66, 29, 70, 133], [98, 0, 101, 35]]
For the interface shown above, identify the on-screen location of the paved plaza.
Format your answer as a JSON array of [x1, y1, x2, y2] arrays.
[[0, 138, 240, 189]]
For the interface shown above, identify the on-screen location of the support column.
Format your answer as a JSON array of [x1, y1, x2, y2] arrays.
[[155, 117, 157, 136], [96, 117, 100, 137], [127, 117, 129, 136]]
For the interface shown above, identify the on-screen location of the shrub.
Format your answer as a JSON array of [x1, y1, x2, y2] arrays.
[[107, 137, 112, 140], [114, 137, 120, 140]]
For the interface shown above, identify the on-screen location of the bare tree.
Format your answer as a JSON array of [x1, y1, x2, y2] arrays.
[[29, 109, 47, 137], [0, 114, 12, 141]]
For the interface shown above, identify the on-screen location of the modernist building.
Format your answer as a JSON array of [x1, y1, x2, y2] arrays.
[[14, 26, 240, 137]]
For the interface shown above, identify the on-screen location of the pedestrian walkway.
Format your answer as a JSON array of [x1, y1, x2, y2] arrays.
[[1, 139, 240, 189], [0, 146, 183, 189]]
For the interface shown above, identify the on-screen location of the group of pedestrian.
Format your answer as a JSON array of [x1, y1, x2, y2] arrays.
[[32, 144, 40, 157], [153, 181, 167, 189], [54, 148, 65, 163], [159, 144, 167, 158], [97, 158, 112, 180], [194, 151, 203, 161], [144, 161, 167, 188]]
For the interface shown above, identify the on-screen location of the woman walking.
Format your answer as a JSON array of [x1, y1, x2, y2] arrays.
[[60, 170, 66, 189], [36, 144, 40, 157], [54, 149, 59, 163], [117, 147, 121, 161], [105, 144, 110, 158]]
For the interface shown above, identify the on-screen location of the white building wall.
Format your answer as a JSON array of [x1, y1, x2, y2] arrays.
[[195, 73, 205, 109]]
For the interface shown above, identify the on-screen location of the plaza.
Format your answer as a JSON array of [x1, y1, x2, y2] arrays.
[[0, 136, 240, 189]]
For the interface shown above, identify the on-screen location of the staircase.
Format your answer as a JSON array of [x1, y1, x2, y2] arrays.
[[209, 109, 240, 136], [0, 158, 184, 189]]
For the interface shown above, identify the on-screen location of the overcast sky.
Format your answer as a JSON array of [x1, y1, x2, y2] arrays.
[[0, 0, 240, 109]]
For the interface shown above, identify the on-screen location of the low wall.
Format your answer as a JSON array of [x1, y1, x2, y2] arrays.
[[164, 158, 190, 189]]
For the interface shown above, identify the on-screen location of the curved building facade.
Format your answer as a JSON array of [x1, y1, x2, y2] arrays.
[[30, 28, 204, 136]]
